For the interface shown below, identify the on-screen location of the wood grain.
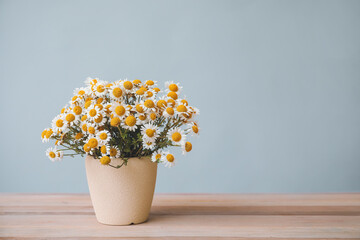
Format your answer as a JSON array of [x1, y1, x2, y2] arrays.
[[0, 193, 359, 239]]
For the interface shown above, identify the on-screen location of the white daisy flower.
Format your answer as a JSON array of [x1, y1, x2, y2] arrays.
[[151, 150, 164, 163], [73, 87, 89, 97], [121, 79, 135, 93], [93, 81, 108, 97], [96, 130, 111, 145], [100, 144, 110, 155], [86, 105, 103, 121], [156, 96, 169, 110], [134, 101, 145, 114], [163, 106, 176, 118], [84, 77, 99, 87], [93, 112, 107, 126], [63, 111, 79, 126], [111, 102, 129, 119], [142, 138, 156, 150], [86, 122, 97, 136], [109, 146, 121, 159], [165, 81, 182, 93], [162, 151, 175, 168], [46, 147, 61, 162], [51, 114, 66, 133], [41, 128, 53, 143], [143, 99, 156, 112], [141, 123, 159, 141], [137, 113, 149, 125], [167, 127, 186, 146], [187, 122, 200, 136], [145, 79, 157, 87], [109, 83, 124, 101], [121, 115, 139, 131], [182, 141, 192, 155]]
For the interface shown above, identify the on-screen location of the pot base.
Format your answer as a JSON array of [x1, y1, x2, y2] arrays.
[[85, 156, 157, 226]]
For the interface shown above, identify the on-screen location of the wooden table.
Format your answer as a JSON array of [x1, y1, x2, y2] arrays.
[[1, 193, 360, 239]]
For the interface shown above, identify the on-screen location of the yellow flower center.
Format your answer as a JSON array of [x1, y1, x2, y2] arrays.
[[82, 124, 88, 132], [146, 142, 153, 146], [61, 108, 65, 114], [112, 87, 122, 98], [136, 89, 145, 95], [88, 138, 98, 148], [96, 98, 104, 104], [72, 96, 78, 101], [84, 101, 92, 109], [89, 109, 97, 117], [99, 132, 108, 140], [45, 129, 53, 138], [110, 148, 118, 157], [140, 87, 147, 92], [169, 84, 178, 92], [95, 104, 103, 110], [167, 98, 175, 107], [172, 132, 181, 142], [75, 132, 83, 140], [78, 90, 85, 95], [133, 79, 141, 84], [88, 126, 95, 134], [146, 80, 154, 85], [167, 91, 178, 100], [125, 115, 136, 126], [176, 105, 187, 112], [185, 142, 192, 152], [150, 112, 156, 120], [153, 87, 160, 92], [91, 79, 98, 85], [157, 100, 167, 108], [181, 99, 188, 106], [115, 106, 125, 116], [146, 129, 155, 137], [73, 106, 82, 115], [83, 144, 91, 152], [94, 114, 103, 123], [144, 100, 155, 108], [110, 117, 121, 127], [155, 153, 161, 160], [86, 97, 93, 102], [166, 107, 174, 115], [81, 115, 87, 121], [166, 154, 174, 162], [106, 83, 113, 88], [56, 119, 64, 128], [41, 130, 47, 138], [97, 85, 105, 92], [49, 151, 56, 158], [136, 104, 144, 113], [100, 156, 111, 165], [147, 91, 153, 97], [192, 125, 199, 133], [66, 114, 75, 122], [123, 81, 133, 90], [100, 145, 107, 154], [139, 114, 146, 121]]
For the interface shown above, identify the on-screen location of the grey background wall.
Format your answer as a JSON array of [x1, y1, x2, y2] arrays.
[[0, 0, 359, 193]]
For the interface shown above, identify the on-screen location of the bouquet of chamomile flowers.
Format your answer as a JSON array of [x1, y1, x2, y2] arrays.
[[41, 78, 200, 168]]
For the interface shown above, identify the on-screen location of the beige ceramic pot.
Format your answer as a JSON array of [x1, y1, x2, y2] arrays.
[[85, 155, 157, 225]]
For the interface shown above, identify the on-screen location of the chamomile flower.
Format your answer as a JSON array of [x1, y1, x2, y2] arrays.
[[182, 141, 192, 155], [96, 130, 111, 145], [145, 79, 157, 87], [187, 122, 200, 136], [93, 112, 107, 126], [134, 101, 145, 114], [51, 114, 66, 133], [73, 87, 89, 97], [46, 147, 61, 162], [86, 122, 97, 135], [167, 128, 186, 146], [111, 102, 129, 119], [163, 107, 175, 118], [100, 144, 110, 155], [93, 81, 108, 97], [156, 96, 168, 110], [122, 115, 138, 131], [137, 113, 149, 124], [64, 111, 79, 126], [109, 146, 121, 159], [143, 99, 156, 112], [42, 128, 53, 143], [165, 81, 182, 93], [109, 84, 123, 101], [162, 151, 175, 168], [141, 123, 159, 141], [151, 150, 164, 163], [84, 77, 99, 87], [142, 138, 156, 150], [121, 79, 134, 93], [87, 105, 102, 121]]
